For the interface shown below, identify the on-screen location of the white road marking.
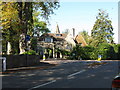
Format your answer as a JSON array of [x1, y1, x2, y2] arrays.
[[28, 80, 56, 90], [68, 69, 86, 77], [28, 70, 86, 89]]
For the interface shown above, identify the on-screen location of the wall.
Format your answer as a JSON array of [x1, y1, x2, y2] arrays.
[[4, 55, 41, 69]]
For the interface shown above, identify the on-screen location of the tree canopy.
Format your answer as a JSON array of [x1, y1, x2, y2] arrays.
[[1, 1, 60, 54], [91, 9, 114, 47]]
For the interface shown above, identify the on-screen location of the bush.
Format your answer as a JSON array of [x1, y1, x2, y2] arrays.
[[117, 44, 120, 60], [23, 50, 37, 55], [69, 45, 96, 60], [31, 37, 37, 51], [96, 43, 116, 60], [69, 43, 118, 60]]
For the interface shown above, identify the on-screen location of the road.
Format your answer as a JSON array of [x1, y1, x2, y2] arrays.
[[2, 60, 120, 89]]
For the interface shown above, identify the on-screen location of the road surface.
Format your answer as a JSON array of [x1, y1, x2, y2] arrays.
[[2, 60, 120, 89]]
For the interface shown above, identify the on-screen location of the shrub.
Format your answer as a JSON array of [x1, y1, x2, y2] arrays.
[[117, 44, 120, 60], [69, 43, 119, 60], [96, 43, 116, 60], [23, 50, 37, 55], [31, 37, 37, 51], [70, 45, 96, 60]]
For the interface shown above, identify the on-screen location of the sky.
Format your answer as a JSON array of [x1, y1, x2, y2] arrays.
[[47, 1, 118, 43]]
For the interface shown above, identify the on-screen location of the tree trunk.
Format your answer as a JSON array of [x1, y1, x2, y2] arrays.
[[17, 2, 33, 54], [19, 33, 25, 54], [7, 42, 11, 55]]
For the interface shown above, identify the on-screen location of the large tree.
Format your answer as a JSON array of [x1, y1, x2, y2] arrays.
[[91, 9, 114, 47], [1, 2, 21, 54], [1, 1, 60, 54], [33, 10, 50, 37]]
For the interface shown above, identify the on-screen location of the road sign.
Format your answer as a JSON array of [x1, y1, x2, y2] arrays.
[[98, 55, 102, 61], [26, 35, 30, 41]]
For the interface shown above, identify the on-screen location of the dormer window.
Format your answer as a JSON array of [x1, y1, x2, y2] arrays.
[[56, 34, 61, 36]]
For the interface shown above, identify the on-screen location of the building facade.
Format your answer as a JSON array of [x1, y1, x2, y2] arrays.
[[37, 24, 87, 59]]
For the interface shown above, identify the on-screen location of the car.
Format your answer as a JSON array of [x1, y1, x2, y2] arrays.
[[112, 73, 120, 90]]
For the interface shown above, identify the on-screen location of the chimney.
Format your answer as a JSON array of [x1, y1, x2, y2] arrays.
[[72, 28, 75, 37], [56, 24, 60, 33]]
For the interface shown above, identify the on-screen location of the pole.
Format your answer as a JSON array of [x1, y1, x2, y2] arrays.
[[0, 57, 6, 71]]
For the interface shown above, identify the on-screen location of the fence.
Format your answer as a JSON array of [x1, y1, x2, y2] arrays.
[[2, 55, 41, 70]]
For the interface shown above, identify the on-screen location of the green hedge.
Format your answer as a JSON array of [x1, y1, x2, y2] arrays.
[[23, 50, 37, 55], [69, 43, 119, 60], [117, 44, 120, 60]]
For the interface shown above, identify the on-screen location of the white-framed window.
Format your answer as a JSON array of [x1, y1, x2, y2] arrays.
[[45, 37, 53, 43]]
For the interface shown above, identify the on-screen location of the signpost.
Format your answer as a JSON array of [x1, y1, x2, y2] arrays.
[[25, 35, 30, 41], [43, 54, 46, 61], [97, 55, 102, 62], [25, 35, 31, 51], [0, 57, 6, 71]]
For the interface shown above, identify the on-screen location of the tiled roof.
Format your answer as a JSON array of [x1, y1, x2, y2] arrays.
[[39, 33, 87, 46], [40, 33, 67, 40], [75, 35, 87, 46]]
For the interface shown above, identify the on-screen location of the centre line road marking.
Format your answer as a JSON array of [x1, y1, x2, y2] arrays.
[[28, 80, 56, 90], [68, 69, 86, 77]]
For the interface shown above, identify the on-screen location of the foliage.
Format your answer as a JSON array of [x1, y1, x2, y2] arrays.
[[47, 48, 53, 58], [61, 49, 70, 56], [69, 45, 93, 60], [33, 20, 50, 37], [1, 2, 60, 55], [1, 2, 21, 54], [117, 44, 120, 60], [69, 43, 118, 60], [96, 43, 116, 59], [91, 9, 114, 47], [62, 29, 69, 34], [33, 2, 60, 20], [79, 30, 90, 45], [33, 10, 50, 37], [23, 50, 37, 55], [31, 37, 37, 51], [113, 44, 118, 53], [0, 2, 20, 30]]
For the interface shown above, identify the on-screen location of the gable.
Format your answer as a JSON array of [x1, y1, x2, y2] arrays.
[[39, 33, 67, 41], [75, 35, 87, 46]]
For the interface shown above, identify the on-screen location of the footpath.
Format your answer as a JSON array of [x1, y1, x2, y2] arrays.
[[1, 60, 57, 74], [1, 59, 119, 74], [1, 59, 80, 74]]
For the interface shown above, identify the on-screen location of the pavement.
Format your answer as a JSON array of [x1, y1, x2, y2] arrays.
[[1, 60, 57, 74], [1, 59, 83, 74], [1, 59, 80, 74], [1, 59, 119, 74]]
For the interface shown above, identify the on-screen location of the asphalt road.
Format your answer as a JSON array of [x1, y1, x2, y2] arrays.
[[2, 60, 120, 89]]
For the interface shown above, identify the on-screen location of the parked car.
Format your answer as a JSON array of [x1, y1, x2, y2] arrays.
[[112, 73, 120, 90]]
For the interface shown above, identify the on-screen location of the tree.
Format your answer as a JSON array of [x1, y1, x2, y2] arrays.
[[62, 29, 69, 34], [91, 9, 114, 47], [17, 2, 60, 54], [1, 2, 21, 54], [33, 18, 50, 37], [1, 1, 60, 54], [96, 43, 116, 60], [79, 30, 89, 44]]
